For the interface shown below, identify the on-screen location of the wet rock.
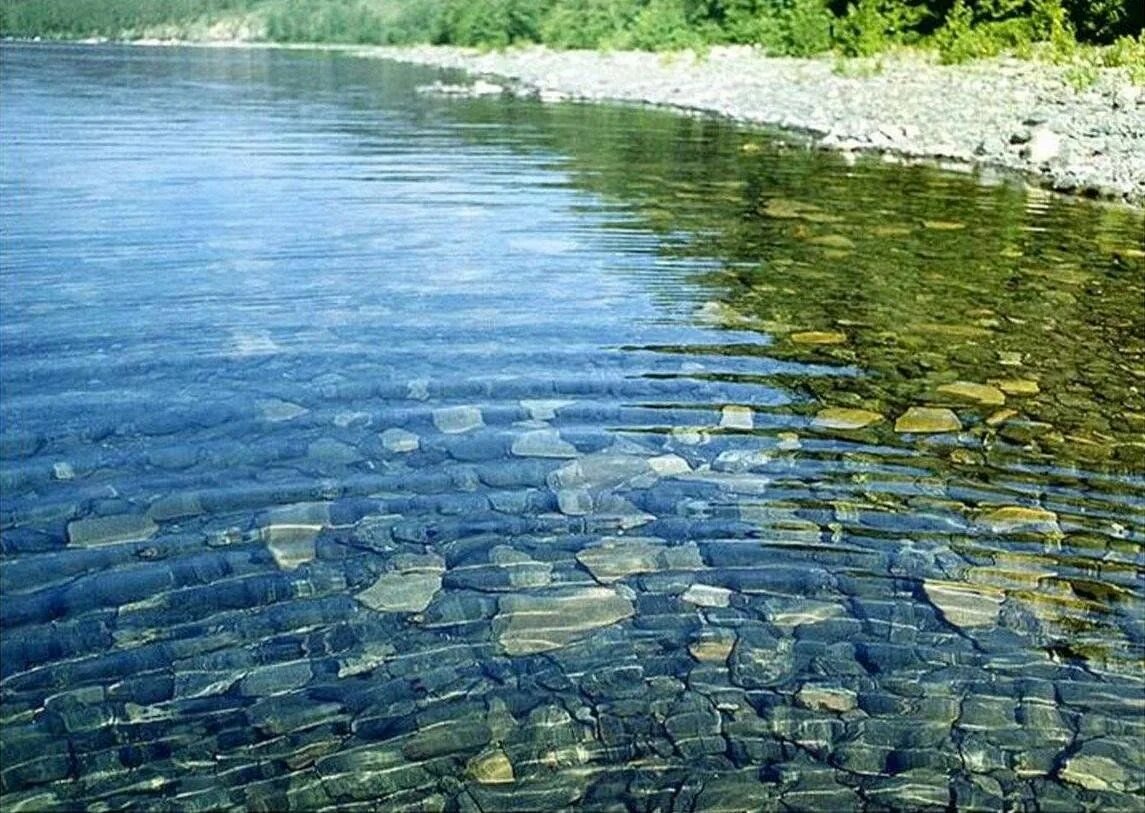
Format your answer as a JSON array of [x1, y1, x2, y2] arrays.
[[719, 405, 754, 430], [894, 407, 961, 434], [520, 399, 574, 421], [356, 556, 444, 613], [548, 451, 651, 491], [1060, 741, 1137, 793], [665, 695, 724, 758], [648, 453, 691, 476], [466, 748, 514, 784], [978, 505, 1061, 535], [67, 514, 157, 547], [991, 378, 1040, 396], [240, 661, 313, 697], [510, 429, 577, 458], [51, 462, 75, 481], [147, 492, 204, 522], [796, 684, 857, 713], [790, 330, 847, 345], [923, 580, 1004, 629], [556, 488, 593, 516], [433, 406, 484, 434], [866, 770, 952, 810], [402, 719, 492, 761], [493, 586, 635, 655], [689, 633, 736, 663], [381, 428, 420, 453], [262, 525, 320, 571], [576, 537, 702, 583], [307, 437, 363, 465], [682, 584, 733, 608], [936, 381, 1006, 406], [812, 407, 883, 430], [258, 398, 309, 422]]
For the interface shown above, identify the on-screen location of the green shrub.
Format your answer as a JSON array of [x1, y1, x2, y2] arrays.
[[540, 0, 641, 48], [619, 0, 702, 50]]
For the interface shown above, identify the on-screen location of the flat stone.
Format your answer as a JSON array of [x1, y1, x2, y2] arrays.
[[797, 685, 858, 713], [380, 428, 420, 453], [240, 661, 313, 697], [307, 438, 363, 465], [923, 580, 1004, 629], [511, 429, 578, 458], [433, 405, 484, 434], [557, 488, 593, 516], [548, 452, 651, 490], [648, 454, 691, 476], [67, 514, 157, 547], [689, 637, 735, 663], [894, 407, 961, 433], [979, 505, 1060, 534], [720, 405, 754, 430], [576, 537, 701, 583], [258, 399, 309, 422], [682, 584, 733, 608], [790, 330, 847, 345], [494, 586, 635, 655], [812, 407, 883, 430], [991, 378, 1040, 396], [808, 235, 855, 250], [466, 748, 515, 784], [356, 570, 442, 613], [520, 399, 574, 421], [147, 492, 204, 522], [262, 525, 320, 571], [936, 381, 1006, 406], [1060, 754, 1132, 792]]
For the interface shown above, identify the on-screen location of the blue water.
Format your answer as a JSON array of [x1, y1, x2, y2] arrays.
[[1, 42, 1142, 812]]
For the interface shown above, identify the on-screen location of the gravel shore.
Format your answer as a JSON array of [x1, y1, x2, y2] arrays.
[[362, 44, 1145, 207]]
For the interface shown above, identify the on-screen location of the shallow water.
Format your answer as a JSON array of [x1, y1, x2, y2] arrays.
[[1, 43, 1143, 812]]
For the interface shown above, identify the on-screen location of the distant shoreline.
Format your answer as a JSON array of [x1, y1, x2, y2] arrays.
[[7, 39, 1144, 208]]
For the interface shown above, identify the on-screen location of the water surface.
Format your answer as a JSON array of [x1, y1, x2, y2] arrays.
[[1, 43, 1143, 812]]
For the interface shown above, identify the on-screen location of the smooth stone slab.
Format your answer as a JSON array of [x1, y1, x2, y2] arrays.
[[682, 584, 733, 608], [647, 454, 691, 476], [576, 537, 701, 583], [380, 428, 420, 453], [936, 381, 1006, 406], [466, 748, 515, 784], [812, 407, 883, 430], [923, 580, 1004, 629], [796, 685, 858, 713], [67, 514, 157, 547], [511, 429, 578, 458], [258, 399, 309, 422], [262, 526, 320, 571], [894, 407, 961, 433], [790, 330, 847, 345], [494, 586, 635, 655], [433, 405, 484, 434], [147, 492, 204, 522], [689, 637, 735, 663], [720, 405, 754, 430], [548, 452, 651, 490], [991, 378, 1040, 396], [979, 505, 1061, 534], [520, 399, 574, 421], [356, 570, 441, 613], [1060, 754, 1133, 792], [557, 488, 593, 516]]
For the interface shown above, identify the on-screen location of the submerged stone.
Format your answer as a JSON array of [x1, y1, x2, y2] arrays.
[[936, 381, 1006, 406], [67, 514, 157, 547], [356, 557, 444, 614], [923, 580, 1004, 629], [682, 584, 733, 608], [380, 428, 420, 453], [258, 399, 309, 422], [720, 405, 754, 430], [796, 685, 858, 713], [511, 429, 578, 459], [894, 407, 961, 434], [790, 330, 847, 345], [992, 378, 1040, 396], [433, 405, 484, 434], [466, 748, 515, 784], [808, 234, 855, 250], [1060, 753, 1134, 793], [576, 537, 702, 583], [979, 505, 1061, 534], [648, 454, 691, 476], [494, 586, 634, 655], [307, 437, 363, 465], [262, 525, 320, 571], [812, 407, 883, 430], [520, 399, 574, 421]]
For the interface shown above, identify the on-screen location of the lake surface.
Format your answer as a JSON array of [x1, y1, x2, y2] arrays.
[[1, 42, 1143, 812]]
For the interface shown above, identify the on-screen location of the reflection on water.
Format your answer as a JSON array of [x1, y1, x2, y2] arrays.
[[2, 42, 1143, 812]]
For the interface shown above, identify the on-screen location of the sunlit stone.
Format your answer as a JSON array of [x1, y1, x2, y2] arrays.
[[262, 525, 320, 571], [790, 330, 847, 345], [1060, 755, 1131, 792], [720, 405, 754, 430], [979, 505, 1061, 534], [576, 537, 701, 583], [380, 428, 419, 453], [796, 685, 858, 713], [992, 378, 1040, 396], [936, 381, 1005, 406], [511, 429, 577, 458], [808, 234, 855, 250], [682, 584, 733, 608], [433, 405, 484, 434], [986, 408, 1018, 426], [520, 399, 574, 421], [648, 454, 691, 476], [67, 514, 158, 547], [356, 569, 442, 614], [495, 587, 635, 655], [52, 461, 75, 480], [923, 580, 1004, 629], [894, 407, 961, 433], [812, 407, 883, 430], [689, 638, 735, 663], [466, 749, 515, 784]]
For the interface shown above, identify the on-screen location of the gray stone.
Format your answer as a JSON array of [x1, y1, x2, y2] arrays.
[[494, 586, 635, 655], [433, 405, 484, 434], [511, 429, 578, 458], [576, 537, 701, 583], [381, 428, 420, 453], [356, 569, 442, 614], [240, 661, 313, 696], [67, 514, 157, 547]]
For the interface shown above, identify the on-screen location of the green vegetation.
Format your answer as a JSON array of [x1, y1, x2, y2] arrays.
[[1, 0, 1142, 66]]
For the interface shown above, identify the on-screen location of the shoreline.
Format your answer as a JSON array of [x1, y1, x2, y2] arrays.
[[8, 38, 1145, 208]]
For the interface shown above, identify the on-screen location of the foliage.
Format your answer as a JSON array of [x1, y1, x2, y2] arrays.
[[1, 0, 1142, 60]]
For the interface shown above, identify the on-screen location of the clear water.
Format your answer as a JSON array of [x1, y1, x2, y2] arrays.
[[1, 43, 1143, 812]]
